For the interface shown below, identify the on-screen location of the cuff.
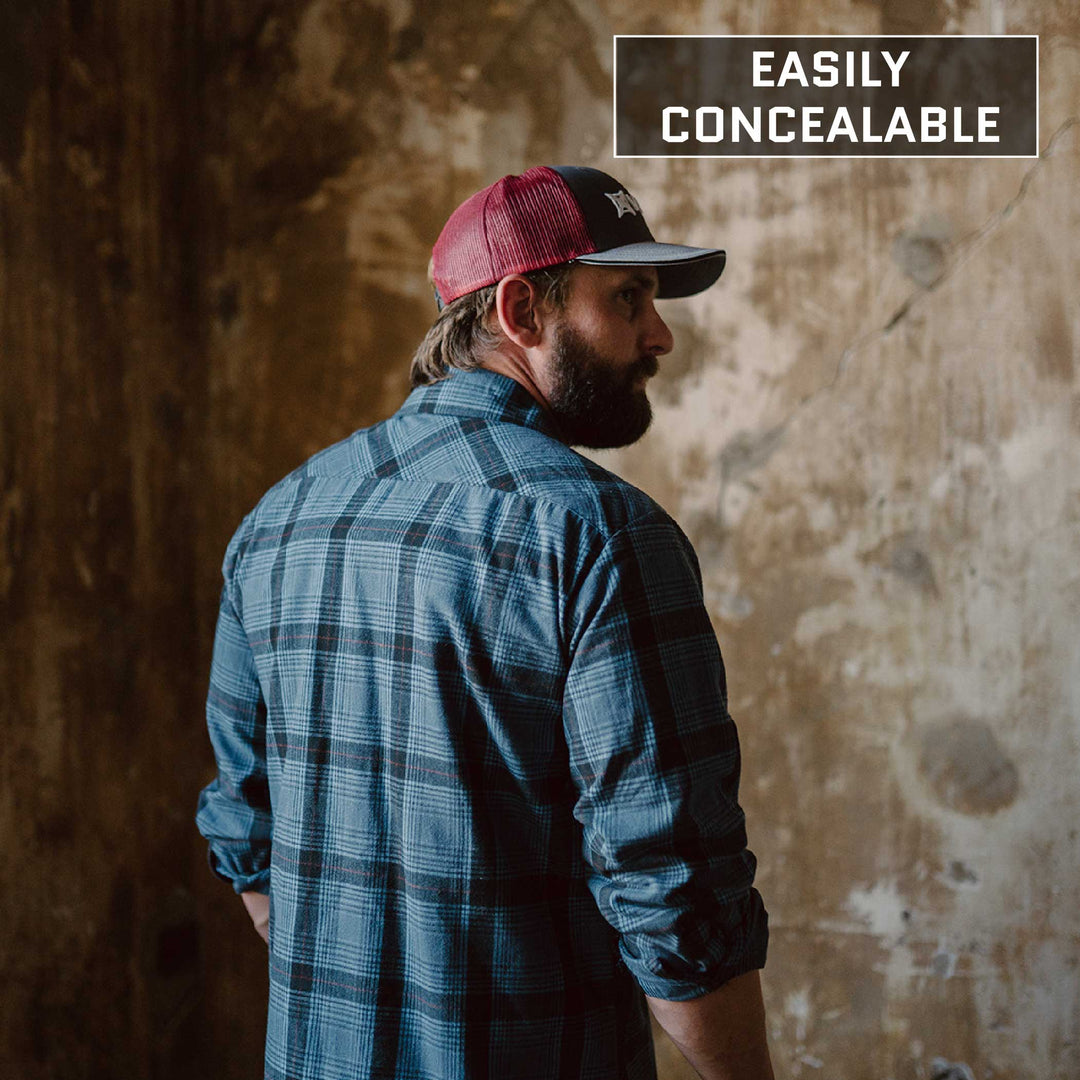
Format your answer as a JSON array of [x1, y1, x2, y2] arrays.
[[622, 891, 769, 1002], [206, 845, 271, 895]]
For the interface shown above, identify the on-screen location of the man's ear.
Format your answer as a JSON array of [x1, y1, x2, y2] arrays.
[[494, 276, 546, 349]]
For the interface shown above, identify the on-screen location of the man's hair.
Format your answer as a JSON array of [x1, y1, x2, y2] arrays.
[[410, 264, 576, 387]]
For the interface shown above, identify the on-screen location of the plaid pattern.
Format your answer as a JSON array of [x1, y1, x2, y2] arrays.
[[196, 369, 767, 1080]]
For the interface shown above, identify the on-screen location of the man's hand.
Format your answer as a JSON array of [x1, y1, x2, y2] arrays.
[[646, 969, 775, 1080], [240, 890, 270, 944]]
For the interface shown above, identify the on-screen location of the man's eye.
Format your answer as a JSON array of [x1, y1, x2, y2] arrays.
[[619, 289, 637, 305]]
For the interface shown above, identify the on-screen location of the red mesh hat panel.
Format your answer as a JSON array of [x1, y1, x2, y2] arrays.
[[432, 167, 595, 304], [430, 186, 498, 304]]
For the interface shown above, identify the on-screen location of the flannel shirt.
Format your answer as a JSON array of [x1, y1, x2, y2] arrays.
[[196, 368, 767, 1080]]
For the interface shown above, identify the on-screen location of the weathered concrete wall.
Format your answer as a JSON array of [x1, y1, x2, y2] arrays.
[[1, 0, 1076, 1077], [0, 1, 218, 1075]]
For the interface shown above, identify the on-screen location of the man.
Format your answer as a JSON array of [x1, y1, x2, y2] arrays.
[[197, 165, 772, 1080]]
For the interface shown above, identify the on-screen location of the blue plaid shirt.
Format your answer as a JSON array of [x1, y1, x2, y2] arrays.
[[196, 368, 767, 1080]]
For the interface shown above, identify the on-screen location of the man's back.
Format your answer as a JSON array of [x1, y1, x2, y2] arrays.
[[198, 368, 766, 1079]]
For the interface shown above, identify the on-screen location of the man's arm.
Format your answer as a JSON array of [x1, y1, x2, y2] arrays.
[[562, 512, 770, 1057], [195, 536, 273, 935], [647, 970, 774, 1080]]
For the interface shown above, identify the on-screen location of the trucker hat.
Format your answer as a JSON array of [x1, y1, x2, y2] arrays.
[[431, 165, 726, 307]]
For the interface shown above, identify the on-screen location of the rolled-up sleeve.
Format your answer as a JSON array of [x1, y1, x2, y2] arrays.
[[562, 512, 768, 1001], [195, 535, 272, 895]]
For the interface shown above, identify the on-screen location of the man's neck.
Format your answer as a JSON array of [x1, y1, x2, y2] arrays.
[[479, 351, 552, 415]]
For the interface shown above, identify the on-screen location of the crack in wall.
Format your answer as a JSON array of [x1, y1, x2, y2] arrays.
[[712, 120, 1080, 572], [787, 117, 1079, 428], [710, 118, 1077, 493]]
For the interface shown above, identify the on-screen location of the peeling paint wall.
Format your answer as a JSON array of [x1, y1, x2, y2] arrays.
[[602, 11, 1080, 1077], [1, 0, 1077, 1077]]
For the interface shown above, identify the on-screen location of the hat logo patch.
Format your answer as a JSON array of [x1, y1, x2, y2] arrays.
[[605, 190, 642, 218]]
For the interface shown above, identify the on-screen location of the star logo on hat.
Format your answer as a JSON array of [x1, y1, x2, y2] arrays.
[[604, 190, 642, 218]]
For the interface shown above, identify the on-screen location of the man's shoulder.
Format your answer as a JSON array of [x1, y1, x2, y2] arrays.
[[220, 430, 365, 558], [222, 407, 682, 562]]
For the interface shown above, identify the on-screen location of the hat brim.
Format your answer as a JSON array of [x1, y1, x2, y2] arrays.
[[574, 242, 726, 298]]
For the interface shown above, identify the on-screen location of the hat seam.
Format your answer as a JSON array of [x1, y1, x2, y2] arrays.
[[544, 165, 598, 257], [480, 182, 498, 291]]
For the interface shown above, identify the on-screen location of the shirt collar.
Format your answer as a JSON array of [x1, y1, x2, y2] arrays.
[[398, 368, 565, 442]]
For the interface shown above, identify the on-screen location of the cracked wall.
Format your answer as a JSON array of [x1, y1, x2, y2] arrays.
[[606, 19, 1080, 1079], [1, 0, 1077, 1077]]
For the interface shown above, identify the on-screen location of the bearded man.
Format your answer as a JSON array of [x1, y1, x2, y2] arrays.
[[197, 166, 773, 1080]]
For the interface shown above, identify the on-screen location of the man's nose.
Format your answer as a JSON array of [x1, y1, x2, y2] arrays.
[[644, 302, 674, 356]]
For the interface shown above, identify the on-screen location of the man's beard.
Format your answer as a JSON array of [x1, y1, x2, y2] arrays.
[[546, 321, 659, 450]]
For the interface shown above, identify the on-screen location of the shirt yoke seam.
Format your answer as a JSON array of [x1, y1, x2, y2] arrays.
[[247, 467, 672, 548]]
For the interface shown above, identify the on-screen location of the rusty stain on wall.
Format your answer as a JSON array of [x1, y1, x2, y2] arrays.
[[892, 215, 953, 289], [917, 718, 1020, 815]]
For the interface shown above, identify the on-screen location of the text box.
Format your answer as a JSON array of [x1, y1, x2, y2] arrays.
[[614, 36, 1038, 158]]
